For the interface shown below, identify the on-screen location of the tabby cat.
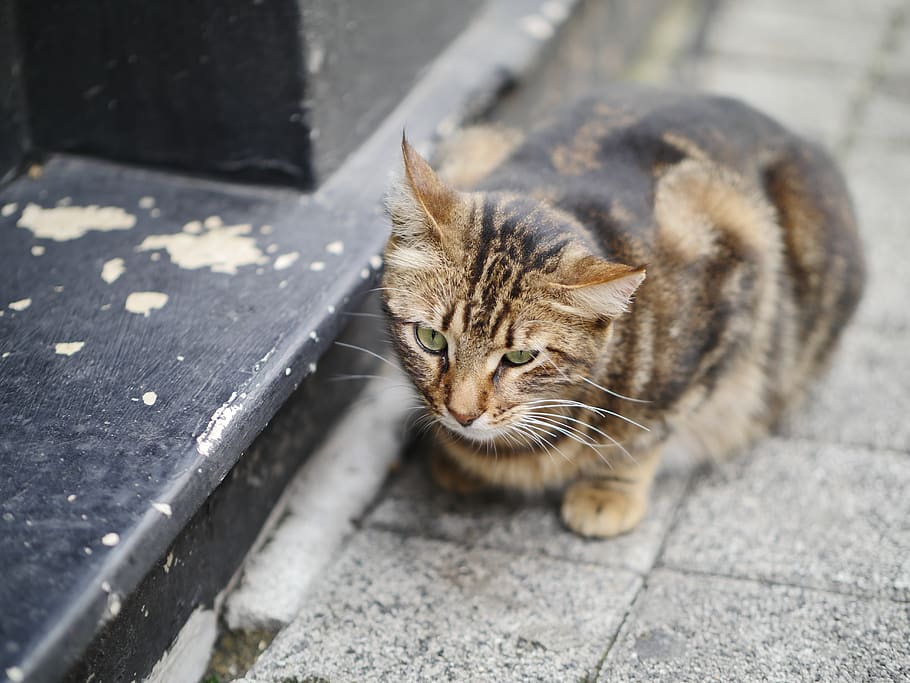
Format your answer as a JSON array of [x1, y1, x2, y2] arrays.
[[382, 84, 864, 538]]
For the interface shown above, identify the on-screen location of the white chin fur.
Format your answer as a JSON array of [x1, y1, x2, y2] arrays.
[[439, 414, 511, 444]]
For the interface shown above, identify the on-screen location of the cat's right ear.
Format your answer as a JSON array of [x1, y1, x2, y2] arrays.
[[389, 134, 460, 243], [553, 257, 646, 319]]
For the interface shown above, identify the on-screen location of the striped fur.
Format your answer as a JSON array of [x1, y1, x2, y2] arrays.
[[382, 84, 864, 537]]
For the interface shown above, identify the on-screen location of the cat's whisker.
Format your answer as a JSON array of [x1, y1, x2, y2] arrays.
[[333, 341, 401, 370], [339, 311, 385, 319], [524, 410, 634, 463], [521, 418, 600, 464], [578, 375, 651, 404], [515, 421, 571, 463], [525, 399, 650, 432]]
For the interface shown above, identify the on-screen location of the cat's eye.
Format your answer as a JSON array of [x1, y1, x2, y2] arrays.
[[415, 325, 447, 353], [502, 350, 537, 366]]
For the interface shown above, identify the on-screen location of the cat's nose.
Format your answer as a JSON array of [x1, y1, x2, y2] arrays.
[[448, 405, 480, 427]]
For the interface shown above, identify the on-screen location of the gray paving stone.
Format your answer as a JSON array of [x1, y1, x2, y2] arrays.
[[661, 438, 910, 601], [780, 326, 910, 452], [367, 457, 691, 574], [706, 3, 884, 69], [599, 568, 910, 683], [844, 144, 910, 331], [693, 60, 854, 146], [732, 0, 904, 22], [243, 529, 641, 682]]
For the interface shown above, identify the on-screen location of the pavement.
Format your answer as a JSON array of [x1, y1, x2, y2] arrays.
[[228, 0, 910, 680]]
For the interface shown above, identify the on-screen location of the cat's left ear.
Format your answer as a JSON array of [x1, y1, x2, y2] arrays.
[[554, 258, 646, 319]]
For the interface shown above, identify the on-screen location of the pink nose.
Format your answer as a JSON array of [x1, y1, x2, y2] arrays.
[[448, 406, 480, 427]]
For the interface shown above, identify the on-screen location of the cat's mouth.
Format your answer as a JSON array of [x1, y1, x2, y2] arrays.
[[438, 412, 515, 444]]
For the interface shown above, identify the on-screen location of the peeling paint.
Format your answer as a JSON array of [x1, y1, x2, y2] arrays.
[[101, 532, 120, 546], [163, 551, 174, 573], [17, 203, 136, 241], [107, 592, 122, 617], [8, 298, 31, 311], [521, 14, 554, 39], [360, 268, 370, 279], [327, 304, 336, 314], [6, 666, 24, 682], [260, 224, 273, 235], [369, 254, 383, 270], [325, 240, 344, 255], [101, 257, 125, 284], [308, 362, 317, 373], [309, 261, 325, 272], [125, 292, 168, 317], [55, 341, 85, 356], [285, 367, 291, 376], [67, 494, 77, 503], [309, 331, 319, 342], [204, 215, 223, 229], [142, 391, 158, 406], [152, 502, 172, 517], [31, 245, 45, 256], [1, 352, 9, 359], [138, 196, 156, 209], [274, 251, 299, 270], [197, 391, 243, 456], [266, 244, 279, 254], [138, 222, 267, 274], [1, 202, 18, 217]]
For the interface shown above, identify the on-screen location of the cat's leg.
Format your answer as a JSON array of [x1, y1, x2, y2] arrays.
[[560, 449, 661, 538], [430, 450, 486, 495]]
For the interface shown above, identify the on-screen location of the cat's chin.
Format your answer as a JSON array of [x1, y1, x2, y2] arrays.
[[437, 414, 514, 445]]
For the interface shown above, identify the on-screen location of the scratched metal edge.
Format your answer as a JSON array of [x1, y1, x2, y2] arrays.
[[6, 0, 583, 680]]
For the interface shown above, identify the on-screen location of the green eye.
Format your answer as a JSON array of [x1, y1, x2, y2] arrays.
[[415, 325, 447, 353], [502, 350, 536, 366]]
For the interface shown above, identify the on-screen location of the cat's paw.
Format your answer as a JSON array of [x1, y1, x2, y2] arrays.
[[430, 452, 485, 495], [560, 480, 647, 538]]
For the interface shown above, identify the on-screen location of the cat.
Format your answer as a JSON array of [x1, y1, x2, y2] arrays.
[[381, 84, 864, 538]]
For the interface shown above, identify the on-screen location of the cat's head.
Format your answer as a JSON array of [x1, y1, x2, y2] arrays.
[[382, 137, 645, 445]]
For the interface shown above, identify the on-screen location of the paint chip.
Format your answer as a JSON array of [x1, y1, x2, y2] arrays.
[[325, 240, 344, 255], [138, 222, 267, 274], [266, 244, 279, 254], [204, 215, 223, 229], [285, 367, 291, 376], [138, 196, 156, 209], [6, 666, 24, 682], [327, 304, 336, 314], [67, 494, 77, 502], [176, 355, 185, 361], [360, 268, 370, 279], [150, 208, 161, 218], [1, 202, 18, 217], [84, 547, 92, 555], [1, 352, 9, 359], [101, 257, 125, 284], [369, 254, 383, 269], [101, 532, 120, 546], [152, 502, 172, 517], [8, 298, 31, 311], [163, 551, 174, 573], [31, 245, 45, 256], [125, 291, 168, 317], [55, 341, 85, 356], [142, 391, 157, 406], [309, 261, 325, 271], [260, 224, 273, 235], [309, 331, 319, 342], [107, 592, 122, 617], [274, 251, 299, 270], [521, 14, 554, 39], [17, 203, 136, 241], [308, 362, 317, 373]]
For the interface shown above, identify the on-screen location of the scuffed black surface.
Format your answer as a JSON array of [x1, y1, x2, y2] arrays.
[[0, 0, 29, 186], [17, 0, 312, 187]]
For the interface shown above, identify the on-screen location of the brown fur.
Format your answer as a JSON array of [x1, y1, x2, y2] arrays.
[[382, 85, 864, 538]]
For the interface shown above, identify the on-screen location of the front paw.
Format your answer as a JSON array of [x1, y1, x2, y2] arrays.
[[430, 451, 485, 495], [561, 480, 648, 538]]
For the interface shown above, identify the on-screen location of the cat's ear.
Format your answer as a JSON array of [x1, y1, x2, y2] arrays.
[[554, 258, 646, 319], [394, 134, 460, 238]]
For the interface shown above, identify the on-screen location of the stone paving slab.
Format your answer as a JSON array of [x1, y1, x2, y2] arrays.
[[661, 438, 910, 602], [843, 143, 910, 331], [367, 457, 691, 574], [693, 60, 854, 146], [599, 568, 910, 682], [779, 326, 910, 452], [705, 3, 885, 68], [242, 529, 641, 683]]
